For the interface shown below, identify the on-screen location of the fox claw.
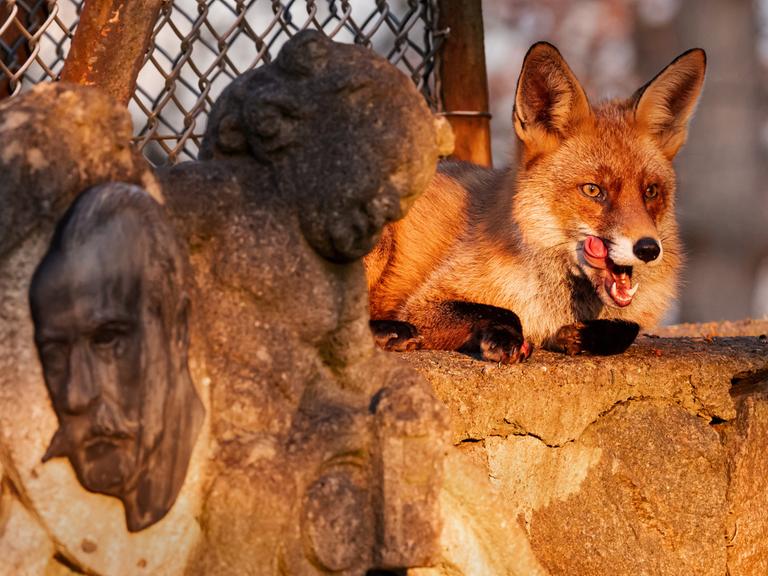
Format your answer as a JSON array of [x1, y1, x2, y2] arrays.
[[552, 323, 584, 355], [478, 326, 533, 364], [370, 320, 424, 352]]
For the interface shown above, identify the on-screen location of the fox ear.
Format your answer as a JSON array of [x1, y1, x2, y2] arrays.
[[513, 42, 591, 154], [634, 48, 706, 160]]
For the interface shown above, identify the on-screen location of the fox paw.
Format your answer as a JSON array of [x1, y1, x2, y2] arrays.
[[551, 323, 585, 355], [478, 325, 533, 364], [370, 320, 423, 352], [549, 320, 640, 356]]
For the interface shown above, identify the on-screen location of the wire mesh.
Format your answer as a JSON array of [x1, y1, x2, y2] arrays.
[[0, 0, 80, 97], [1, 0, 445, 166]]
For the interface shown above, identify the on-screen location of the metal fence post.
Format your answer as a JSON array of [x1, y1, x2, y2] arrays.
[[437, 0, 492, 167], [60, 0, 165, 106]]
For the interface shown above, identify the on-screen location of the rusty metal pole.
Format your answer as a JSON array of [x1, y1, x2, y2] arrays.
[[60, 0, 165, 106], [436, 0, 492, 167]]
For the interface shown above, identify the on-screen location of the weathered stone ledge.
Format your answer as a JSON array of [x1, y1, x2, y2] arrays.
[[404, 331, 768, 447], [401, 324, 768, 575]]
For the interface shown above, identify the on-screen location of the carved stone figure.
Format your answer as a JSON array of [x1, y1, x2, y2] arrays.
[[29, 183, 205, 532], [159, 30, 453, 574], [0, 85, 208, 576], [0, 32, 464, 575]]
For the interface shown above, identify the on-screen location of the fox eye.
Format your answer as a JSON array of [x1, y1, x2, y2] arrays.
[[644, 183, 659, 199], [580, 183, 603, 199]]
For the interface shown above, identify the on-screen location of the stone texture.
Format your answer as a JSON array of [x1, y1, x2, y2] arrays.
[[0, 86, 206, 576], [0, 32, 462, 576], [436, 451, 548, 575], [720, 394, 768, 575], [651, 318, 768, 337], [406, 334, 768, 447], [0, 470, 56, 576], [528, 401, 726, 575], [0, 83, 160, 260], [405, 332, 768, 575]]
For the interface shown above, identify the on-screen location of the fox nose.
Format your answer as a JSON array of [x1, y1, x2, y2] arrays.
[[633, 237, 661, 263]]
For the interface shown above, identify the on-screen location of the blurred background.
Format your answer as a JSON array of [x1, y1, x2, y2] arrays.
[[482, 0, 768, 324], [2, 0, 767, 324]]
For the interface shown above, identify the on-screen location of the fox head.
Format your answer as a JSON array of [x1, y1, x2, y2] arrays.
[[511, 42, 706, 324]]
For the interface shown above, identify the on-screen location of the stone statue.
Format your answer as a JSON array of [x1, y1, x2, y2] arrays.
[[29, 182, 204, 532], [159, 30, 452, 574], [0, 31, 460, 575]]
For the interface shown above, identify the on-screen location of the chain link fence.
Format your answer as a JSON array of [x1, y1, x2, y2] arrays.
[[1, 0, 445, 165], [0, 1, 80, 97]]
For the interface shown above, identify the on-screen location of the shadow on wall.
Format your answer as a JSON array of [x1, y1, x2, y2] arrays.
[[482, 0, 768, 324]]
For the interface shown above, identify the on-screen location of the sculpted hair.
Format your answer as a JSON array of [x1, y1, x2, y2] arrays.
[[32, 182, 189, 329], [199, 31, 339, 161]]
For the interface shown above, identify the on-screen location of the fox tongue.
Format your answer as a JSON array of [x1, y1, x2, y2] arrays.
[[584, 235, 608, 258], [584, 236, 608, 269]]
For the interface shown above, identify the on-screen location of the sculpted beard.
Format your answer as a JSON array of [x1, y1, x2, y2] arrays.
[[44, 402, 143, 495]]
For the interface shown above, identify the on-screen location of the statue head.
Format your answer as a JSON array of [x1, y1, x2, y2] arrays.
[[29, 182, 204, 531], [200, 31, 450, 262]]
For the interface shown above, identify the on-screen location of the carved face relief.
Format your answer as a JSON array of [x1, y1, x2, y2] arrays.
[[29, 183, 204, 531], [31, 223, 151, 495]]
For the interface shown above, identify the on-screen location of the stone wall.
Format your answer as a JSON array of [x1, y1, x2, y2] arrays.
[[406, 322, 768, 575]]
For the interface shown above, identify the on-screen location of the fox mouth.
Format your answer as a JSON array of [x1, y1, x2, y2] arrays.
[[582, 236, 639, 307]]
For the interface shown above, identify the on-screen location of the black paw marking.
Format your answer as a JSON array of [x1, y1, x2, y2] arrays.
[[478, 325, 533, 364], [370, 320, 423, 352], [549, 320, 640, 356]]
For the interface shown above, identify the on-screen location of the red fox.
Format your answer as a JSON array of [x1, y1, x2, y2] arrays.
[[365, 42, 706, 363]]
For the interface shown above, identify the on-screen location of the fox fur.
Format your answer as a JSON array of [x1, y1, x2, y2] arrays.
[[365, 42, 706, 361]]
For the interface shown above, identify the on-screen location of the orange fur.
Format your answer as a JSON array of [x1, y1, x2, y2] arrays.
[[365, 42, 706, 355]]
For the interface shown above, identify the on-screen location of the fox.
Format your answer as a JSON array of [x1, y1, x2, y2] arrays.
[[364, 41, 706, 363]]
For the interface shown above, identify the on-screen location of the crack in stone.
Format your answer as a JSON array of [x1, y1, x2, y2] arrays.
[[459, 395, 659, 448], [456, 367, 756, 449], [730, 368, 768, 398], [458, 437, 483, 444]]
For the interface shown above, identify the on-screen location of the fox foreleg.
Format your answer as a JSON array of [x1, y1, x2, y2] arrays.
[[383, 300, 533, 364], [544, 319, 640, 356]]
